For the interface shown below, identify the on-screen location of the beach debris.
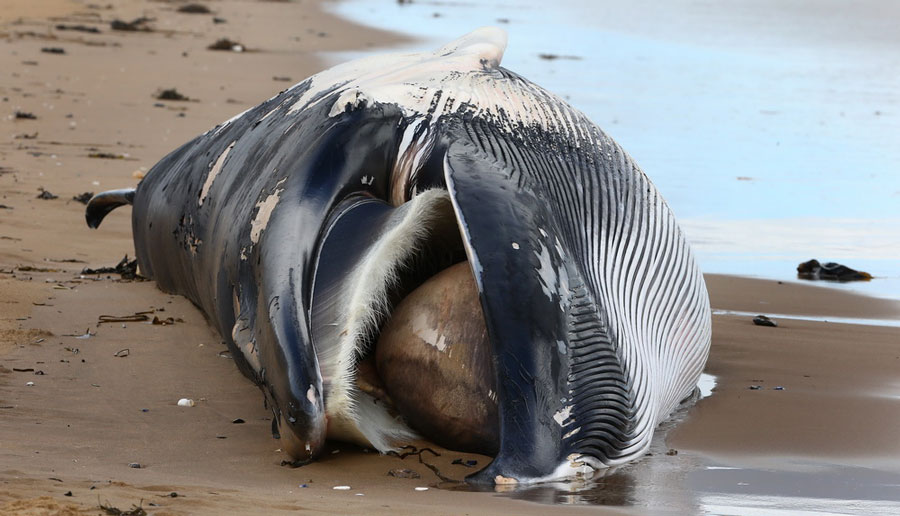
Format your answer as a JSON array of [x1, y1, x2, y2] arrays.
[[99, 498, 147, 516], [232, 418, 245, 424], [177, 398, 195, 407], [61, 328, 94, 339], [797, 259, 872, 282], [88, 152, 125, 159], [82, 255, 139, 280], [111, 17, 153, 32], [64, 491, 73, 496], [177, 3, 212, 14], [666, 448, 678, 456], [155, 88, 190, 101], [388, 468, 421, 479], [151, 315, 183, 325], [15, 111, 37, 120], [72, 192, 94, 204], [451, 458, 478, 467], [208, 38, 244, 52], [13, 368, 35, 372], [774, 386, 785, 391], [386, 444, 440, 460], [538, 53, 582, 61], [17, 264, 59, 272], [41, 47, 66, 55], [36, 188, 58, 200], [113, 348, 130, 357], [15, 132, 38, 139], [25, 381, 35, 386], [333, 485, 351, 490], [414, 486, 429, 491], [56, 24, 101, 34], [752, 315, 777, 327], [748, 385, 762, 390], [97, 312, 151, 325]]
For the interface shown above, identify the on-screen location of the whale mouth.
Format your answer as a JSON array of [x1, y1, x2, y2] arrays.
[[309, 188, 498, 454]]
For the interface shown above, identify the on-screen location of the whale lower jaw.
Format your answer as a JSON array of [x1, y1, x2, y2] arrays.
[[310, 188, 466, 452]]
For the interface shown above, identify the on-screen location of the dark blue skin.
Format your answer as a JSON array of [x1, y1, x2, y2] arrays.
[[87, 73, 637, 483]]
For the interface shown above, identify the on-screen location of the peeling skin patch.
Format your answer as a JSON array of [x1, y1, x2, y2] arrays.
[[413, 312, 448, 352], [553, 405, 572, 426], [534, 241, 570, 310], [328, 88, 369, 117], [249, 178, 286, 244], [199, 141, 236, 206], [563, 426, 581, 439]]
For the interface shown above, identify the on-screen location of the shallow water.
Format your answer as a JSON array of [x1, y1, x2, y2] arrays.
[[327, 0, 900, 301]]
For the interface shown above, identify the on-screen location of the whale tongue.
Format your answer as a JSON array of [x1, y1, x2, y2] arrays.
[[376, 261, 499, 456]]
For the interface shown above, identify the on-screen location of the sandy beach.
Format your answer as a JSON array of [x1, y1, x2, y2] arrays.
[[2, 1, 899, 514]]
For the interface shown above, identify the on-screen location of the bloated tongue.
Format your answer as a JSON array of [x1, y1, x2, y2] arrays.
[[375, 261, 500, 455]]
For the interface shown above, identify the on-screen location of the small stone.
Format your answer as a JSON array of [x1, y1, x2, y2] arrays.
[[414, 487, 429, 491], [25, 381, 35, 386], [232, 418, 245, 424], [177, 398, 195, 407], [748, 385, 762, 390], [774, 386, 785, 391], [666, 448, 678, 456], [128, 462, 142, 468], [333, 485, 350, 490]]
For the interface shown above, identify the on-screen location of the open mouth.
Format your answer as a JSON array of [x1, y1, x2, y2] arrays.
[[309, 188, 499, 456]]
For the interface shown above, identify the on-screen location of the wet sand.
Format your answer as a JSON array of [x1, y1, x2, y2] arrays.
[[2, 1, 900, 515]]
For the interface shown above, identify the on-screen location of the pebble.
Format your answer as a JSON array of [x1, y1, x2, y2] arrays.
[[25, 381, 35, 386], [333, 486, 350, 490], [177, 398, 195, 407], [415, 487, 429, 491], [128, 462, 142, 468]]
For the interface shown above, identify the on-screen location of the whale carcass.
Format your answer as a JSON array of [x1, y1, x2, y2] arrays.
[[86, 27, 711, 484]]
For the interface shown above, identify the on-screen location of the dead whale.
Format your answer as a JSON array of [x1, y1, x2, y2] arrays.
[[86, 27, 711, 485]]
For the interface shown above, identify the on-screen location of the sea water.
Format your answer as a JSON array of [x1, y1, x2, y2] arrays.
[[326, 0, 900, 302]]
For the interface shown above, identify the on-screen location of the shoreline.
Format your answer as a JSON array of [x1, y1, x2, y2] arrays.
[[2, 1, 899, 514]]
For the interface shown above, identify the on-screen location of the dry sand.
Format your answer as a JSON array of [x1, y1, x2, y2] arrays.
[[1, 1, 899, 515]]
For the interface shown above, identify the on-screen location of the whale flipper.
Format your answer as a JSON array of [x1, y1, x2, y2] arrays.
[[85, 188, 135, 229]]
